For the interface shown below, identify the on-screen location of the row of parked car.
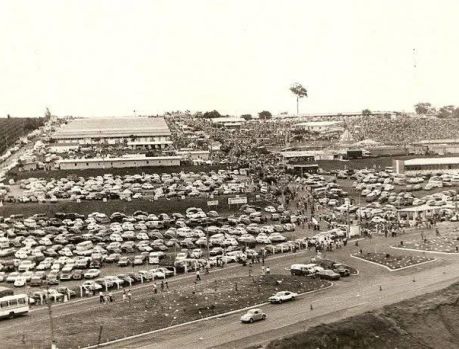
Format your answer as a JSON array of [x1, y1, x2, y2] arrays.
[[0, 204, 302, 290], [7, 170, 249, 203]]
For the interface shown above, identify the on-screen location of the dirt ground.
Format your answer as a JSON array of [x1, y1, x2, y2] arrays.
[[259, 281, 459, 349]]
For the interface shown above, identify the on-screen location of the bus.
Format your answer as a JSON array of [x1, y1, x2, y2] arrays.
[[0, 294, 29, 319]]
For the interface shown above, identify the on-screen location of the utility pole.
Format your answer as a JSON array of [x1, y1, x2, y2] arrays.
[[46, 286, 56, 349]]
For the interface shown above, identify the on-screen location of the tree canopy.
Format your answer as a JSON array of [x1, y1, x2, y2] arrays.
[[289, 83, 308, 114], [241, 114, 252, 121], [258, 110, 272, 120], [362, 109, 372, 116], [414, 102, 436, 115], [202, 110, 222, 119]]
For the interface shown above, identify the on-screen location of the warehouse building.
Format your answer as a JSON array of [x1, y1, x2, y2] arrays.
[[52, 117, 172, 149], [58, 155, 181, 170], [394, 157, 459, 175]]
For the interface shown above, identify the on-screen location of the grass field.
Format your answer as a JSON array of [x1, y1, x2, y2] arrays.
[[351, 252, 434, 270], [3, 275, 330, 349]]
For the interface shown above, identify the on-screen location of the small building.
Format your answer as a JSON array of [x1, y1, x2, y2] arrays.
[[176, 149, 210, 161], [393, 157, 459, 175], [57, 156, 181, 170], [211, 117, 245, 128], [294, 121, 343, 134], [411, 139, 459, 156]]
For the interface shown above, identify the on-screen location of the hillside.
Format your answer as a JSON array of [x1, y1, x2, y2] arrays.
[[257, 281, 459, 349]]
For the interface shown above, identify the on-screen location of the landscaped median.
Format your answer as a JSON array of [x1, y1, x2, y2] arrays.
[[4, 274, 331, 349], [351, 252, 435, 271], [391, 236, 459, 254]]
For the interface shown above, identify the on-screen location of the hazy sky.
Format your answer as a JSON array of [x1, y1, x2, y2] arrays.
[[0, 0, 458, 117]]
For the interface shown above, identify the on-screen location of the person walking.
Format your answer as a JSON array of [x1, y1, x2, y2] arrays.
[[127, 289, 132, 303], [165, 281, 169, 290], [122, 289, 127, 302], [161, 281, 165, 291], [108, 292, 113, 303], [266, 266, 271, 275], [261, 266, 265, 275], [99, 291, 104, 304], [196, 270, 201, 281], [153, 283, 158, 294]]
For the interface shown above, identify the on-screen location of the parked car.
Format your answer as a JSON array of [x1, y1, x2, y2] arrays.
[[84, 269, 101, 279], [317, 269, 340, 280]]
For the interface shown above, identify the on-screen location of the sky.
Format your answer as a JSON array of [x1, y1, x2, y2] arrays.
[[0, 0, 458, 117]]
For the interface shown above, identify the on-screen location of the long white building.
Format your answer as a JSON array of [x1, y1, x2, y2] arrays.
[[52, 117, 172, 149]]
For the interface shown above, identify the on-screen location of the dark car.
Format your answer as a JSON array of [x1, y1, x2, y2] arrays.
[[317, 269, 340, 281], [333, 264, 351, 277], [72, 270, 83, 280], [59, 273, 72, 281]]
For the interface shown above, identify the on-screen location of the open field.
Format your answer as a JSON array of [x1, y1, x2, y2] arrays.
[[259, 280, 459, 349]]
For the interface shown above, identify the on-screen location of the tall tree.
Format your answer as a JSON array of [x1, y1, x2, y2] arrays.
[[437, 105, 455, 118], [362, 109, 372, 116], [289, 83, 308, 115], [258, 111, 272, 120], [203, 110, 222, 119], [241, 114, 252, 121], [414, 102, 435, 115]]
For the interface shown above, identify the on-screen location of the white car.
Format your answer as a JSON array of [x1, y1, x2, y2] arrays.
[[264, 206, 276, 213], [84, 269, 101, 279], [268, 291, 298, 304], [14, 276, 27, 287]]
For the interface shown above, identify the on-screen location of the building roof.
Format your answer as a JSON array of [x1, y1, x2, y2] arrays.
[[53, 117, 171, 139], [404, 157, 459, 166], [414, 138, 459, 145], [58, 156, 181, 164], [296, 121, 342, 127], [211, 117, 245, 124], [281, 150, 324, 158]]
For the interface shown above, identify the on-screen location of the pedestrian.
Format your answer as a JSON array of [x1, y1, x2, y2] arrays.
[[127, 289, 132, 302], [99, 291, 104, 304], [196, 270, 201, 281], [261, 266, 265, 275], [161, 281, 165, 291], [266, 266, 271, 275], [153, 283, 158, 294], [165, 281, 169, 290], [108, 292, 113, 303], [122, 289, 127, 302]]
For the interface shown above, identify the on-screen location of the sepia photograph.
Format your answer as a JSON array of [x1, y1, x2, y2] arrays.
[[0, 1, 459, 348]]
